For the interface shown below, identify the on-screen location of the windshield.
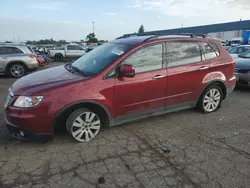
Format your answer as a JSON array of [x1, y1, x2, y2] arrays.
[[231, 40, 241, 44], [239, 50, 250, 58], [228, 47, 237, 54], [72, 42, 131, 76]]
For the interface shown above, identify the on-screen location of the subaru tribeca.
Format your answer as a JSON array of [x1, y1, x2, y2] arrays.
[[4, 34, 236, 142]]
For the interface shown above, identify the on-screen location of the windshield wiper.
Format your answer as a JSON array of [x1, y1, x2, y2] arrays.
[[70, 64, 86, 76]]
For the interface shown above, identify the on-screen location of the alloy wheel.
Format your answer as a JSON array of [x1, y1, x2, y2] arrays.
[[203, 88, 221, 112], [11, 65, 24, 77], [71, 112, 101, 142]]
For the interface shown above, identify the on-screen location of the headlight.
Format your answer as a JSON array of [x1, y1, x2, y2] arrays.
[[13, 96, 43, 108]]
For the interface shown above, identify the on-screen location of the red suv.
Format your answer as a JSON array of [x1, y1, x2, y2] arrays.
[[4, 34, 236, 142]]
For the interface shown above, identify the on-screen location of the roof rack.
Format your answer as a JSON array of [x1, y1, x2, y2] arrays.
[[116, 33, 208, 41]]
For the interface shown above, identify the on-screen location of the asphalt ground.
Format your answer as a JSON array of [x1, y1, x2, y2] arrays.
[[0, 63, 249, 188]]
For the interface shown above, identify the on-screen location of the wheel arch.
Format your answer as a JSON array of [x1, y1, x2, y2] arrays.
[[55, 53, 63, 58], [5, 60, 28, 73], [52, 100, 112, 134], [197, 80, 227, 103]]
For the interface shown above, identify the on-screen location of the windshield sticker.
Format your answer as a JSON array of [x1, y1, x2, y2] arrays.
[[111, 49, 124, 56]]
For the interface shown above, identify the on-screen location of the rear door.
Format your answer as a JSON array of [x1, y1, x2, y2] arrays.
[[0, 47, 7, 72], [66, 45, 78, 57], [165, 41, 214, 106]]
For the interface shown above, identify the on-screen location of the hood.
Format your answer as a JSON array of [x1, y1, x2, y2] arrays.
[[12, 65, 85, 95], [235, 58, 250, 69]]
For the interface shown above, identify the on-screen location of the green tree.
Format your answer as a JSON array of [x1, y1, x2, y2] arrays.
[[4, 41, 12, 43], [138, 25, 145, 33], [86, 33, 98, 43]]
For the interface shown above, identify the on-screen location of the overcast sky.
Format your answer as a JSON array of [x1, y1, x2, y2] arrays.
[[0, 0, 250, 42]]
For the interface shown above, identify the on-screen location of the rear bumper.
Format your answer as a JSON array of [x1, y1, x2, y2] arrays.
[[227, 76, 236, 96], [4, 114, 53, 141]]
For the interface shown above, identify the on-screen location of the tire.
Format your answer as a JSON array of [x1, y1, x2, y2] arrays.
[[66, 108, 102, 142], [198, 84, 223, 113], [8, 63, 26, 78], [54, 54, 62, 61]]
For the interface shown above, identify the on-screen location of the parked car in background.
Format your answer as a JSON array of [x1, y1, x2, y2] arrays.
[[33, 49, 51, 64], [227, 45, 250, 60], [234, 50, 250, 86], [4, 34, 236, 142], [0, 44, 38, 77], [49, 44, 86, 61], [231, 37, 243, 47]]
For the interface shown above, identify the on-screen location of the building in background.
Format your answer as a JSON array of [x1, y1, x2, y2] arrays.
[[122, 20, 250, 43]]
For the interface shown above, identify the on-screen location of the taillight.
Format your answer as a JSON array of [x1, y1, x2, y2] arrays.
[[29, 55, 36, 59]]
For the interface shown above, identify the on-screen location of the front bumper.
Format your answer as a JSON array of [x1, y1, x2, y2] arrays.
[[5, 114, 53, 141], [235, 73, 250, 85]]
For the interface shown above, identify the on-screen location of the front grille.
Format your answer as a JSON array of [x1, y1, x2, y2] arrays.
[[4, 88, 14, 109]]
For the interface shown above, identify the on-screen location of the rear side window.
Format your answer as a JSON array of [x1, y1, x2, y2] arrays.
[[166, 42, 201, 67], [0, 47, 7, 55], [199, 42, 218, 60], [5, 47, 23, 54], [123, 43, 163, 73]]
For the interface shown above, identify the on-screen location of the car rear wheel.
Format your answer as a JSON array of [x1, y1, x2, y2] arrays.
[[66, 108, 101, 142], [54, 54, 62, 61], [9, 63, 26, 78], [199, 85, 223, 113]]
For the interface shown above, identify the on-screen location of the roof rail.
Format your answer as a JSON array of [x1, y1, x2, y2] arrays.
[[116, 33, 208, 41]]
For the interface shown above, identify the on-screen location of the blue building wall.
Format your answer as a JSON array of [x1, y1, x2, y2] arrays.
[[123, 20, 250, 37]]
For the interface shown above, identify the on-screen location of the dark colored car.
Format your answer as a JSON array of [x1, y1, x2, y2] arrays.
[[4, 35, 236, 142], [234, 50, 250, 85]]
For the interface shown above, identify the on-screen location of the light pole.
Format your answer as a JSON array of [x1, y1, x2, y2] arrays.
[[92, 21, 95, 34]]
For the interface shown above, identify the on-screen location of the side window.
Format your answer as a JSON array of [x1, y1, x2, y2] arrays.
[[123, 44, 163, 73], [199, 42, 218, 60], [209, 43, 219, 56], [0, 47, 7, 55], [4, 47, 23, 54], [237, 47, 245, 54], [166, 42, 201, 67], [67, 45, 75, 50], [74, 46, 81, 50]]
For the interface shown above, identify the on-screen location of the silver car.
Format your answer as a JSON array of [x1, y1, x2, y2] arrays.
[[0, 44, 38, 77]]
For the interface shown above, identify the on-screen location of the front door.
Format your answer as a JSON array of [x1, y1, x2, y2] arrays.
[[114, 43, 167, 117], [165, 41, 217, 106]]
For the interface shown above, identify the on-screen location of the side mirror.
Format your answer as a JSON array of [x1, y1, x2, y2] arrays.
[[118, 64, 135, 78]]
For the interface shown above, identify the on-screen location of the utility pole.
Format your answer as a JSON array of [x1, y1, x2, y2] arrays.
[[13, 32, 15, 43], [18, 36, 20, 43], [92, 21, 95, 34]]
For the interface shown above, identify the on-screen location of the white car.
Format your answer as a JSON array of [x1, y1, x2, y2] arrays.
[[49, 45, 86, 61]]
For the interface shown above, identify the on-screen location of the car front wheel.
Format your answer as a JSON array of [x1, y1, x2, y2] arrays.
[[66, 108, 101, 142]]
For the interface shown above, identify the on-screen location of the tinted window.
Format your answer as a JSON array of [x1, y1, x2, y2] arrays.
[[237, 47, 246, 54], [67, 45, 75, 50], [123, 44, 163, 73], [166, 42, 201, 67], [228, 47, 237, 54], [0, 47, 7, 55], [199, 42, 218, 60], [67, 45, 81, 50], [72, 43, 131, 76], [5, 47, 23, 54]]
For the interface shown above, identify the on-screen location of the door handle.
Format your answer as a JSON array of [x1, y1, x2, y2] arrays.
[[200, 66, 209, 70], [152, 75, 165, 80]]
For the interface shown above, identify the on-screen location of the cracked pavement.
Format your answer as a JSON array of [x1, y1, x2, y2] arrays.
[[0, 75, 250, 188]]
